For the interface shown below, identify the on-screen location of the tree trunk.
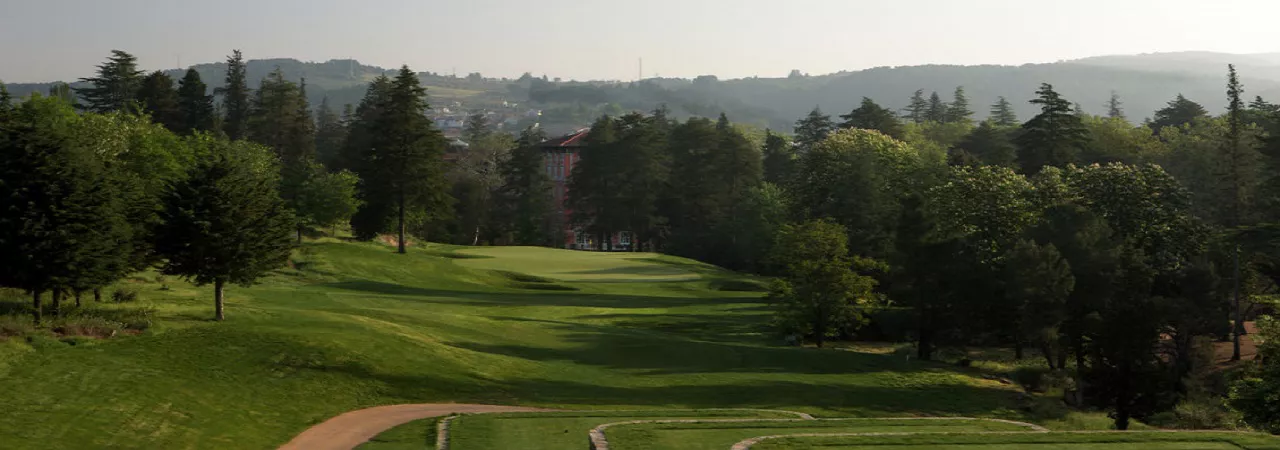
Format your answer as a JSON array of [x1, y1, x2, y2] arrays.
[[917, 322, 933, 361], [297, 225, 303, 244], [472, 226, 480, 246], [32, 290, 42, 325], [1014, 337, 1024, 360], [1042, 343, 1056, 369], [52, 288, 62, 318], [1232, 246, 1242, 361], [397, 191, 407, 254], [93, 288, 102, 303], [74, 290, 82, 308], [214, 280, 226, 321]]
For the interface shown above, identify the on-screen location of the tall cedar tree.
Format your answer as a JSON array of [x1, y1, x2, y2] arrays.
[[155, 138, 294, 321], [955, 121, 1017, 167], [1224, 64, 1249, 361], [925, 91, 947, 123], [176, 69, 216, 134], [314, 97, 347, 167], [664, 117, 719, 256], [945, 86, 973, 125], [136, 71, 182, 131], [989, 96, 1018, 126], [762, 129, 795, 185], [617, 113, 671, 250], [370, 66, 449, 253], [1150, 94, 1208, 134], [793, 107, 834, 152], [75, 50, 144, 113], [0, 98, 129, 323], [463, 112, 490, 144], [247, 68, 314, 165], [904, 89, 929, 124], [1107, 91, 1126, 120], [1015, 83, 1089, 174], [218, 50, 251, 140], [345, 76, 394, 239], [711, 114, 764, 260], [838, 97, 905, 140], [495, 126, 554, 245]]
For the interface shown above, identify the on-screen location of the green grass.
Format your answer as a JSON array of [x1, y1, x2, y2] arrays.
[[446, 409, 800, 449], [353, 417, 439, 450], [751, 432, 1280, 450], [0, 239, 1042, 449], [606, 418, 1039, 450]]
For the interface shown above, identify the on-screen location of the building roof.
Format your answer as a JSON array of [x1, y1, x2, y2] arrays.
[[539, 128, 590, 149]]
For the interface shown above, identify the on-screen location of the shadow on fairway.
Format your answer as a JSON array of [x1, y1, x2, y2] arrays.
[[322, 279, 759, 310]]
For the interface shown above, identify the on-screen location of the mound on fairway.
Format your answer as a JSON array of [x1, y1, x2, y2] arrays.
[[0, 241, 1022, 449], [603, 418, 1041, 450], [749, 432, 1280, 450]]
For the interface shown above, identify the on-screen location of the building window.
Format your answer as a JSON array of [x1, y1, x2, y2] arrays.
[[619, 231, 632, 247]]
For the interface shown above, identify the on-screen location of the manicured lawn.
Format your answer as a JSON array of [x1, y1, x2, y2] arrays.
[[605, 418, 1039, 450], [447, 409, 802, 450], [354, 417, 439, 450], [0, 240, 1025, 449], [751, 432, 1280, 450]]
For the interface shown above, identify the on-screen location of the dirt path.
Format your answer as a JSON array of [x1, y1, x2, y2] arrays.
[[278, 403, 552, 450]]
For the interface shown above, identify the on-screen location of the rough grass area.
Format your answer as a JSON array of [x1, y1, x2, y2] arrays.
[[354, 417, 439, 450], [606, 418, 1039, 450], [0, 240, 1039, 449], [446, 410, 801, 450], [751, 432, 1280, 450]]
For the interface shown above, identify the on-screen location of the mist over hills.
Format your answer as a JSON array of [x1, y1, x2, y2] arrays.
[[6, 51, 1280, 131]]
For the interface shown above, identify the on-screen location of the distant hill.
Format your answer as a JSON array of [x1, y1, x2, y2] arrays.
[[8, 51, 1280, 131]]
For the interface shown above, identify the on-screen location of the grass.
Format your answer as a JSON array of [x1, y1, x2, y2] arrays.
[[0, 239, 1098, 449], [353, 417, 439, 450], [751, 432, 1280, 449], [605, 418, 1039, 450], [447, 410, 801, 449]]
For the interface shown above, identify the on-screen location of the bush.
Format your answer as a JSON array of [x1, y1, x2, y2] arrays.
[[1148, 395, 1239, 430], [0, 315, 35, 338], [112, 287, 139, 303], [51, 317, 122, 339]]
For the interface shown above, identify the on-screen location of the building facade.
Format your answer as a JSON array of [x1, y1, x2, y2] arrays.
[[539, 129, 632, 251]]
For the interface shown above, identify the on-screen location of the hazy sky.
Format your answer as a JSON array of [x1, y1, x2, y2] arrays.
[[3, 0, 1279, 83]]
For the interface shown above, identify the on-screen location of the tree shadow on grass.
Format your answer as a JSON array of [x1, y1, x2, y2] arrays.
[[322, 280, 759, 310]]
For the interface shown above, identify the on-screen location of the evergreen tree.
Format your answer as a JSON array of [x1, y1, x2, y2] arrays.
[[0, 97, 129, 323], [925, 91, 947, 123], [838, 97, 905, 140], [904, 89, 929, 124], [955, 120, 1017, 167], [495, 126, 554, 245], [155, 137, 295, 321], [247, 68, 314, 165], [176, 68, 216, 134], [136, 71, 182, 131], [615, 113, 672, 250], [989, 96, 1018, 126], [1015, 84, 1090, 173], [1002, 240, 1074, 361], [47, 82, 76, 106], [1223, 64, 1254, 361], [0, 82, 11, 110], [463, 112, 491, 144], [293, 163, 361, 238], [218, 50, 251, 140], [1150, 94, 1209, 134], [762, 129, 795, 185], [345, 76, 394, 239], [314, 96, 347, 168], [945, 86, 973, 125], [793, 107, 834, 152], [1107, 91, 1126, 120], [75, 50, 143, 113]]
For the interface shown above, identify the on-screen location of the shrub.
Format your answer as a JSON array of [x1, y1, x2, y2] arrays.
[[52, 317, 122, 339], [0, 315, 35, 338], [112, 287, 139, 303]]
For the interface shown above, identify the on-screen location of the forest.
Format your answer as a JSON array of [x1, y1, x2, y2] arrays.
[[2, 49, 1280, 436]]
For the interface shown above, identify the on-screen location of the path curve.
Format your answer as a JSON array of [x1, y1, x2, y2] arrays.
[[279, 403, 552, 450]]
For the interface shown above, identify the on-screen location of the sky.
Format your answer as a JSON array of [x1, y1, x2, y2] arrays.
[[3, 0, 1280, 83]]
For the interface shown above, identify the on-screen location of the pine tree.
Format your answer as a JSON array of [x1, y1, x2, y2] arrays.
[[247, 68, 313, 166], [0, 97, 129, 324], [137, 71, 182, 131], [0, 81, 11, 110], [75, 50, 144, 113], [793, 107, 834, 152], [218, 50, 251, 140], [176, 68, 216, 134], [345, 76, 394, 239], [762, 129, 795, 185], [990, 96, 1018, 126], [1015, 83, 1089, 174], [945, 86, 973, 125], [1107, 91, 1126, 120], [495, 126, 554, 245], [155, 138, 295, 321], [925, 91, 947, 123], [838, 97, 905, 139], [955, 121, 1017, 167], [904, 89, 929, 124], [1150, 94, 1209, 134], [314, 96, 347, 168], [370, 66, 449, 253], [463, 112, 491, 144]]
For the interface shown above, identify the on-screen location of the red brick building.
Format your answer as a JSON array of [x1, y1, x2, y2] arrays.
[[539, 129, 632, 250]]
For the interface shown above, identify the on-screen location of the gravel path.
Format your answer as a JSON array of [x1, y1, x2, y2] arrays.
[[278, 403, 552, 450]]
